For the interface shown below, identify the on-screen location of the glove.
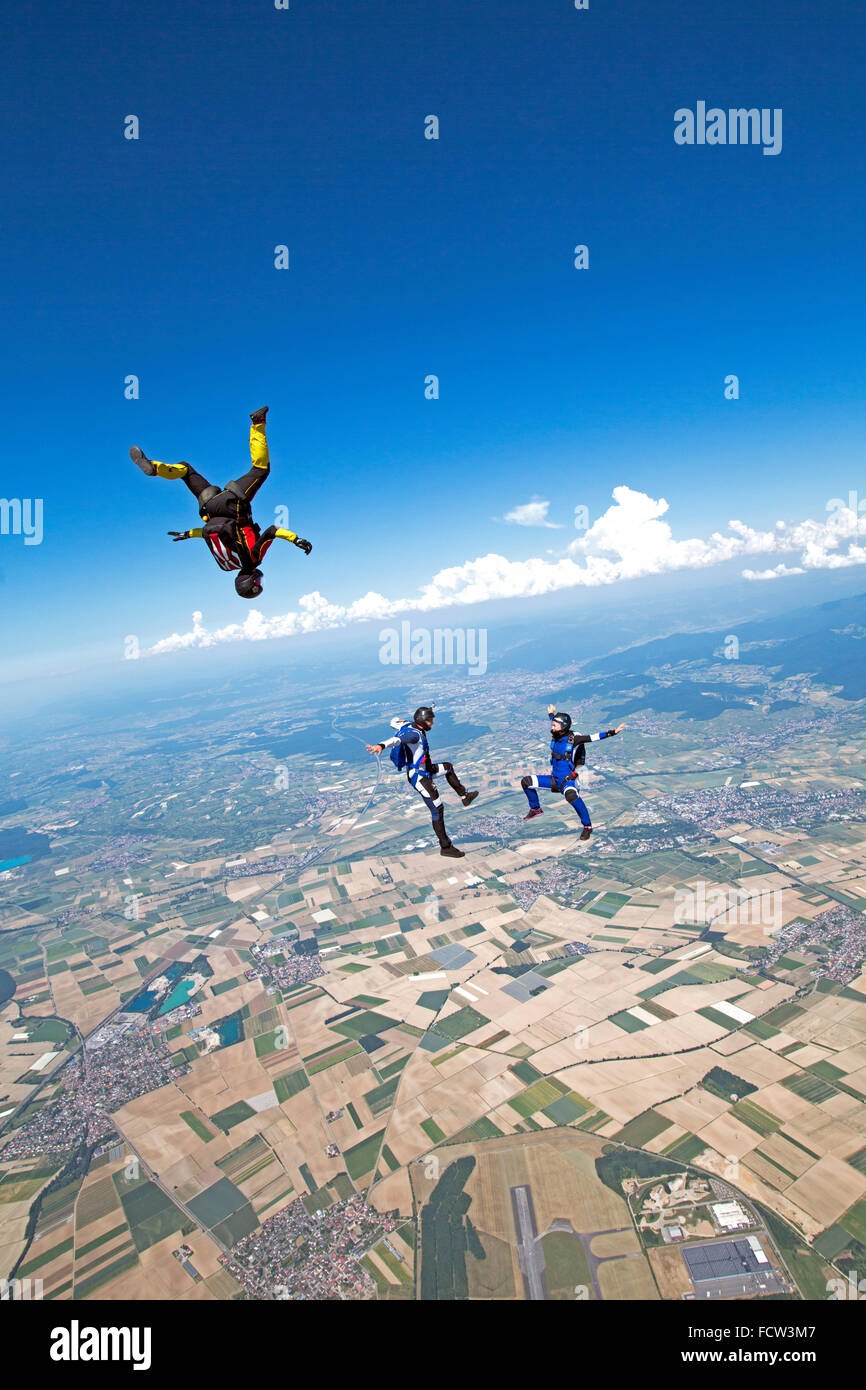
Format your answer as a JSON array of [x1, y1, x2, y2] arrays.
[[294, 537, 312, 555], [168, 531, 189, 542]]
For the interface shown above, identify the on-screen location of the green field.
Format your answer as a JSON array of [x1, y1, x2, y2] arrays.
[[542, 1230, 594, 1299], [433, 1006, 491, 1040], [781, 1072, 837, 1105], [274, 1068, 310, 1102], [74, 1250, 139, 1300], [613, 1110, 673, 1146], [731, 1097, 782, 1137], [763, 1002, 805, 1027], [542, 1094, 591, 1125], [210, 1100, 256, 1132], [344, 1131, 385, 1181], [663, 1133, 708, 1163], [609, 1009, 649, 1033], [743, 1017, 780, 1040], [74, 1222, 128, 1259], [331, 1010, 400, 1040], [113, 1177, 190, 1252], [421, 1117, 446, 1143], [508, 1077, 569, 1119], [839, 1199, 866, 1245], [180, 1111, 214, 1143], [363, 1075, 401, 1117], [844, 1147, 866, 1178], [253, 1029, 281, 1058], [510, 1059, 544, 1085]]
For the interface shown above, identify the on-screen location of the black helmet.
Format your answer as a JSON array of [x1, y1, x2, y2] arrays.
[[552, 711, 572, 733], [235, 569, 263, 600], [413, 705, 435, 729]]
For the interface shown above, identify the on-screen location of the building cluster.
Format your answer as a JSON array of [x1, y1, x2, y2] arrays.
[[88, 835, 154, 874], [763, 905, 866, 985], [55, 904, 99, 931], [223, 847, 321, 882], [219, 1194, 399, 1300], [0, 1029, 185, 1160], [509, 861, 591, 911], [171, 1244, 202, 1281], [655, 783, 866, 836], [596, 817, 709, 860], [710, 1200, 753, 1232], [245, 939, 324, 991]]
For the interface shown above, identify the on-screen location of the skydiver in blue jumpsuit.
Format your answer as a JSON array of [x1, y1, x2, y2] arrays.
[[520, 704, 625, 840], [366, 706, 478, 858]]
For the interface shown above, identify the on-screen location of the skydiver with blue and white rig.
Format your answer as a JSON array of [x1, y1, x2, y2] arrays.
[[519, 704, 626, 840], [366, 706, 478, 859]]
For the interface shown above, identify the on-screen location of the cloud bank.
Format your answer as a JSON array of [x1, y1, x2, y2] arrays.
[[147, 487, 866, 656]]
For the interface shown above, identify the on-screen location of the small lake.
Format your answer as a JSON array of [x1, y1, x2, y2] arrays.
[[158, 979, 197, 1015], [0, 969, 15, 1006]]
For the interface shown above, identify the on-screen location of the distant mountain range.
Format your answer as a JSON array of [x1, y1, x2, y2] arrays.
[[582, 591, 866, 702]]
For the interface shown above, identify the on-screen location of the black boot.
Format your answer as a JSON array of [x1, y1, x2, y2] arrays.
[[249, 406, 269, 424], [580, 825, 593, 841], [433, 813, 463, 858], [442, 764, 471, 799], [461, 790, 479, 807]]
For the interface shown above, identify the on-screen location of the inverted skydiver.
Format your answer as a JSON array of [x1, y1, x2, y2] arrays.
[[519, 704, 625, 840], [366, 706, 479, 859], [129, 406, 312, 599]]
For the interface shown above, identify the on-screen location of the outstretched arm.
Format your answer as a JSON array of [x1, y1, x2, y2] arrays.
[[572, 723, 626, 743], [262, 525, 312, 555], [365, 726, 421, 756], [168, 528, 203, 542]]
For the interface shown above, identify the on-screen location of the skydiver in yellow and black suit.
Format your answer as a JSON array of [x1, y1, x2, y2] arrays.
[[129, 407, 312, 599]]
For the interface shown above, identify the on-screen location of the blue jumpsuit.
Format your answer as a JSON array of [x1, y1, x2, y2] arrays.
[[381, 722, 468, 850], [521, 717, 618, 826]]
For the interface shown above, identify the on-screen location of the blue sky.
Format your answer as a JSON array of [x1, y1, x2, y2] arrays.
[[1, 0, 864, 679]]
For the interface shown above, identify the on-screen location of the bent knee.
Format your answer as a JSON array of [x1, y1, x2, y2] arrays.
[[520, 775, 533, 790], [563, 787, 578, 802]]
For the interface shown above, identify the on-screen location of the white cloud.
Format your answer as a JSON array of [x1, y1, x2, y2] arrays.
[[145, 487, 866, 656], [741, 564, 805, 581], [500, 498, 562, 528]]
